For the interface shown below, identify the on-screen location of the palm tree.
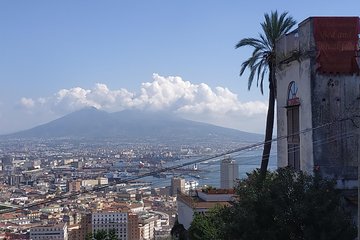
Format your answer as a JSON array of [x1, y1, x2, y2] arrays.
[[236, 11, 296, 177]]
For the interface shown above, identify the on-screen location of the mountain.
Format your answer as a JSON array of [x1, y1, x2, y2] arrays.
[[2, 108, 263, 143]]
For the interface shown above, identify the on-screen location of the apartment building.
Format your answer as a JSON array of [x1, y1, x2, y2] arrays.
[[30, 223, 68, 240]]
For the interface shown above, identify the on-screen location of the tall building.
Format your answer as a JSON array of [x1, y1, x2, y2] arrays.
[[92, 211, 128, 240], [91, 211, 140, 240], [1, 155, 13, 173], [275, 17, 360, 182], [30, 223, 68, 240], [67, 180, 81, 193], [138, 214, 160, 240], [7, 174, 23, 187], [220, 157, 239, 189], [170, 177, 185, 196], [68, 213, 92, 240], [70, 211, 139, 240], [128, 213, 140, 240]]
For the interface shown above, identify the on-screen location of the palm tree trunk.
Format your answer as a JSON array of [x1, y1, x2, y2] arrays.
[[259, 69, 276, 178]]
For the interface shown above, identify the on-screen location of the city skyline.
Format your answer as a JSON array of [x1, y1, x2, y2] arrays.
[[1, 1, 359, 134]]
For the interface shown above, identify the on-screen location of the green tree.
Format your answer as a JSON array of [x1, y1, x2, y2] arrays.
[[84, 233, 93, 240], [188, 206, 225, 240], [226, 168, 356, 239], [86, 229, 117, 240], [189, 168, 357, 240], [235, 11, 296, 177], [107, 229, 117, 240], [93, 230, 108, 240]]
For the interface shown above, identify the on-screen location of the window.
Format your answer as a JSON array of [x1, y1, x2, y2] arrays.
[[287, 81, 300, 170], [287, 81, 299, 106]]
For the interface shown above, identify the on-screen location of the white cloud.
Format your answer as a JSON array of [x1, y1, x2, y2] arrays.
[[20, 97, 35, 109], [18, 74, 268, 133]]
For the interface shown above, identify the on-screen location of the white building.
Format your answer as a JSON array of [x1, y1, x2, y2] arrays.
[[92, 211, 128, 240], [138, 213, 161, 240], [30, 223, 68, 240], [184, 180, 198, 193], [154, 226, 172, 240], [220, 157, 239, 189], [177, 189, 234, 230]]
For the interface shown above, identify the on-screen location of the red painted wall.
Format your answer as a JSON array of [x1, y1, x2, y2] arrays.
[[313, 17, 360, 74]]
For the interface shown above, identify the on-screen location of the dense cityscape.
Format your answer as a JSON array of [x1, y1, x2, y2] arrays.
[[1, 1, 360, 240], [0, 137, 252, 240]]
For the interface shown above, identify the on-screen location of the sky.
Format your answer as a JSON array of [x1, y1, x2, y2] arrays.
[[0, 1, 359, 134]]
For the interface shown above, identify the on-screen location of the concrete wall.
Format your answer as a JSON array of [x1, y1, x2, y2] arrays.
[[276, 19, 314, 173], [311, 73, 360, 180], [177, 200, 193, 230]]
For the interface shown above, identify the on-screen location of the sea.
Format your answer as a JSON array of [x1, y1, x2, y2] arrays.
[[140, 147, 277, 188]]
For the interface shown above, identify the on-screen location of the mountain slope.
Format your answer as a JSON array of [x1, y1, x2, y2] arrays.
[[3, 108, 263, 142]]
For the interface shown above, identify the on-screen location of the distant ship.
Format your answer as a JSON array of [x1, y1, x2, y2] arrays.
[[188, 173, 201, 179], [105, 171, 133, 179]]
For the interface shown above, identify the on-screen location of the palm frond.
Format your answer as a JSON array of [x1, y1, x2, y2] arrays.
[[239, 58, 252, 76], [235, 38, 266, 50], [279, 12, 296, 35], [240, 50, 265, 75], [236, 10, 296, 94], [251, 60, 266, 94], [259, 34, 271, 51]]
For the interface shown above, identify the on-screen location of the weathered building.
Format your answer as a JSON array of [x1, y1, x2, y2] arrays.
[[276, 17, 360, 189]]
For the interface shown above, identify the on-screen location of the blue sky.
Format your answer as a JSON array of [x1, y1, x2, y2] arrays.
[[0, 1, 359, 134]]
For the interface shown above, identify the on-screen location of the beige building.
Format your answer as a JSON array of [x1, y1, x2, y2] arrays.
[[67, 180, 81, 193], [138, 213, 161, 240]]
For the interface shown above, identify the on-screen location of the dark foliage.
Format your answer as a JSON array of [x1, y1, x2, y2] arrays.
[[189, 168, 357, 240], [171, 219, 188, 240]]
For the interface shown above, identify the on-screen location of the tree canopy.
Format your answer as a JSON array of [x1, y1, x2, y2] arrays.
[[188, 206, 225, 240], [189, 168, 357, 240], [86, 229, 118, 240]]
